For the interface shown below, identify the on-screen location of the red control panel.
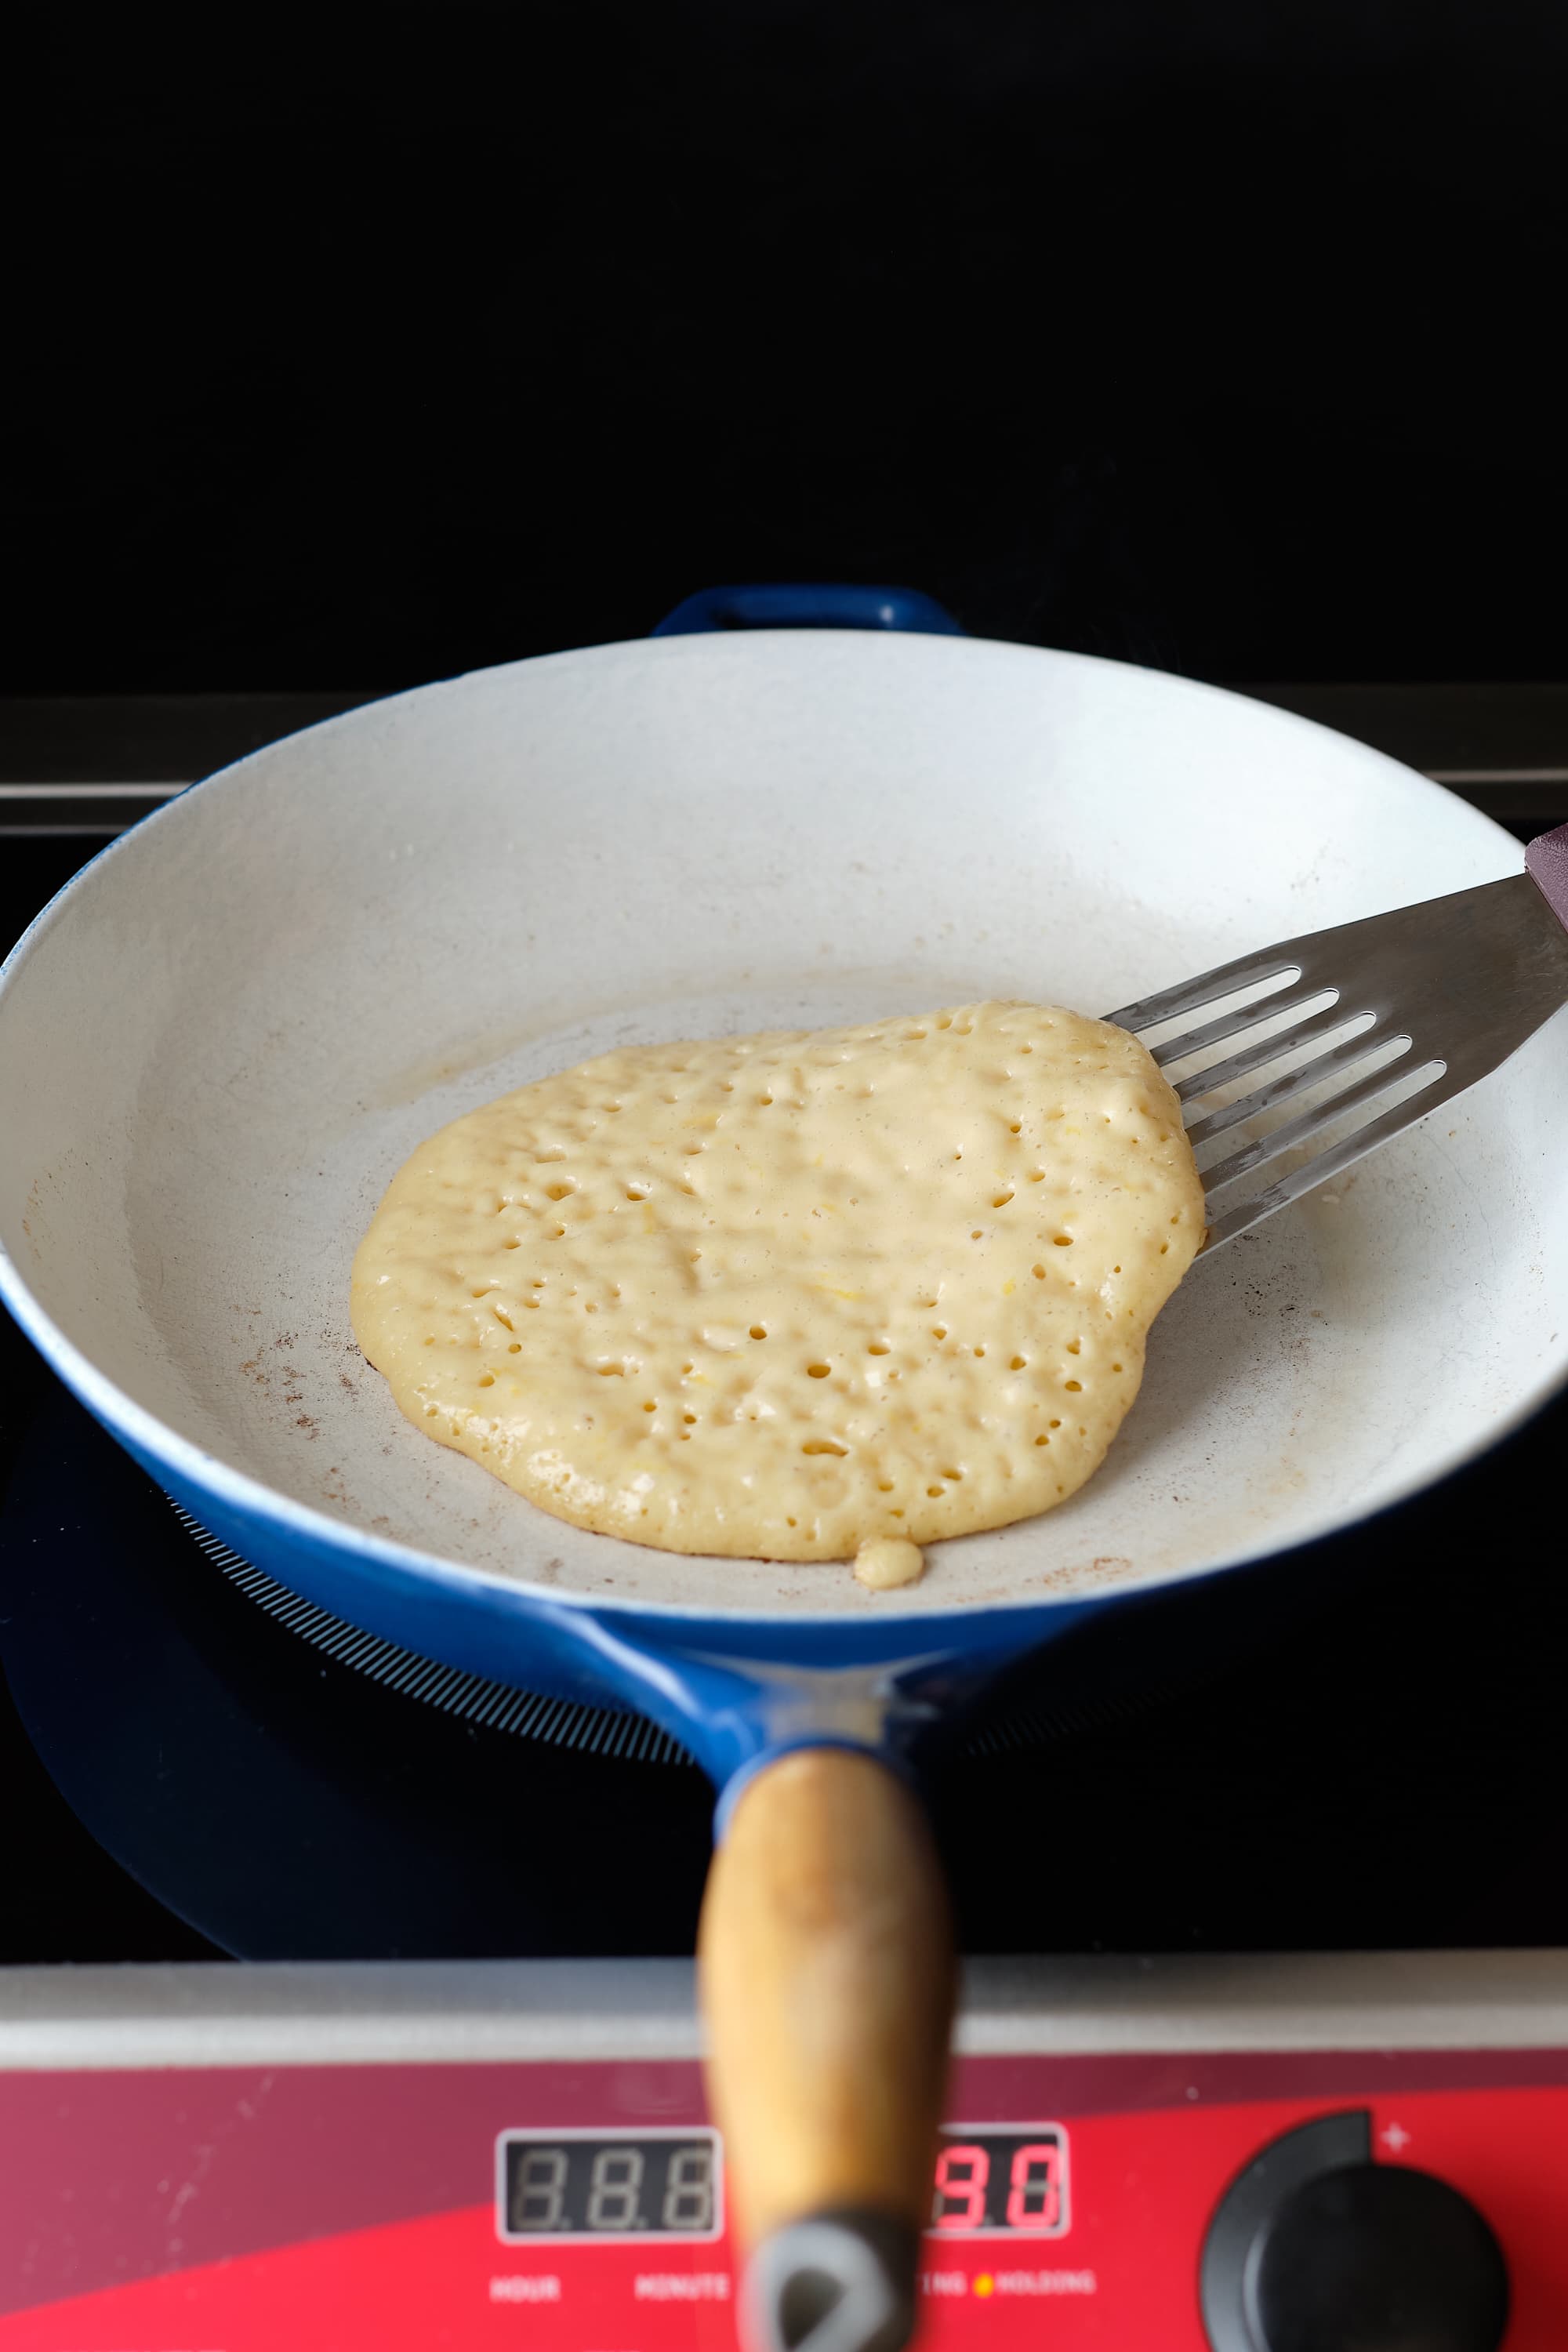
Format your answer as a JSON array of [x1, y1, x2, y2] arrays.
[[2, 2048, 1566, 2347]]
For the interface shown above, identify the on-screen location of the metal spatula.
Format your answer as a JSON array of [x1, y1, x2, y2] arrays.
[[1107, 822, 1568, 1253]]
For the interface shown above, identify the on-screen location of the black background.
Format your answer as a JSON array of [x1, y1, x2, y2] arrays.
[[5, 2, 1567, 694]]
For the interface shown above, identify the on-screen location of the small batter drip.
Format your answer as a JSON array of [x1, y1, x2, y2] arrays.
[[853, 1537, 926, 1591]]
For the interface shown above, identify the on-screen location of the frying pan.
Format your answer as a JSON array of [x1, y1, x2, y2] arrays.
[[3, 587, 1566, 2350]]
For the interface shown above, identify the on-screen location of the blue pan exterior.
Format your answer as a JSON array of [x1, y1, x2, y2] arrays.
[[138, 1425, 1109, 1793]]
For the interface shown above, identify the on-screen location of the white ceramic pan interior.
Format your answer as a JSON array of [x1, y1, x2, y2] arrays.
[[2, 631, 1563, 1620]]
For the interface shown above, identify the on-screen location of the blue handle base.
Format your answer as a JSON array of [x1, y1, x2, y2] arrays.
[[652, 583, 963, 637]]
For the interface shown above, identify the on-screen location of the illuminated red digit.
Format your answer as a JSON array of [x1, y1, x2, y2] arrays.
[[1005, 2142, 1061, 2231], [932, 2143, 990, 2230]]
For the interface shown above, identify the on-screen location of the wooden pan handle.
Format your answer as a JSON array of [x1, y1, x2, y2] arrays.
[[699, 1748, 955, 2350]]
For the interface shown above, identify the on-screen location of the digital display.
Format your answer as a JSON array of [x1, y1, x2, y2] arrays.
[[496, 2121, 1065, 2245], [927, 2125, 1069, 2237], [497, 2129, 723, 2242]]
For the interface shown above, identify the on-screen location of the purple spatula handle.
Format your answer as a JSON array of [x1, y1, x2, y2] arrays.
[[1527, 822, 1568, 930]]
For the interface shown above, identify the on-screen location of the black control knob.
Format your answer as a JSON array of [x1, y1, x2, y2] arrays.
[[1201, 2111, 1509, 2352], [1254, 2162, 1508, 2352]]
